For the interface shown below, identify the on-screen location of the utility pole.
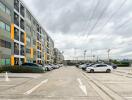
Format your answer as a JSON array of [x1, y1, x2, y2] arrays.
[[107, 49, 111, 62], [91, 49, 93, 62], [74, 48, 77, 64], [84, 50, 87, 61]]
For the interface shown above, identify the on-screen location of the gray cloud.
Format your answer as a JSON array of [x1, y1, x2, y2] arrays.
[[23, 0, 132, 59]]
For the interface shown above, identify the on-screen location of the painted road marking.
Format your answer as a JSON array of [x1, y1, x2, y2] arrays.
[[0, 85, 15, 86], [24, 79, 48, 95], [125, 97, 132, 99], [77, 78, 87, 96]]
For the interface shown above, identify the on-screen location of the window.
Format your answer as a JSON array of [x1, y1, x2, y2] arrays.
[[5, 59, 10, 65], [20, 4, 25, 17], [14, 27, 19, 41], [5, 41, 11, 49], [26, 11, 31, 21], [20, 45, 24, 56], [14, 42, 19, 55], [0, 2, 10, 16], [26, 48, 30, 53], [0, 39, 11, 49], [20, 31, 24, 42], [14, 0, 19, 12], [0, 21, 5, 30], [5, 8, 10, 15], [1, 59, 5, 65], [0, 2, 5, 12], [96, 65, 107, 67], [14, 12, 19, 26], [26, 25, 31, 33], [6, 24, 10, 32], [20, 18, 25, 30], [0, 39, 5, 47]]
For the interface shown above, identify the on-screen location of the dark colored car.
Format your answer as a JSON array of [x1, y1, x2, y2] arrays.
[[111, 64, 117, 69], [106, 63, 117, 69], [82, 63, 95, 71], [21, 63, 44, 73]]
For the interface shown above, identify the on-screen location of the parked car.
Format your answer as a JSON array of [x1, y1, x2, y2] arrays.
[[110, 64, 117, 69], [105, 63, 118, 69], [58, 64, 63, 67], [21, 63, 44, 73], [82, 63, 95, 71], [51, 64, 59, 69], [45, 65, 53, 71], [86, 64, 113, 73], [75, 64, 80, 67], [79, 64, 89, 69]]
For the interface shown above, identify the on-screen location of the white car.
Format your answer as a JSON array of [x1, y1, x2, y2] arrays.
[[86, 64, 113, 73]]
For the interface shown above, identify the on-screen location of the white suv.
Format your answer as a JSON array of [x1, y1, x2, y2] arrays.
[[86, 64, 113, 73]]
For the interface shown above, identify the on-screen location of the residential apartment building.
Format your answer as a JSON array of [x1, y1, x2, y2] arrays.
[[0, 0, 56, 66], [54, 48, 64, 64]]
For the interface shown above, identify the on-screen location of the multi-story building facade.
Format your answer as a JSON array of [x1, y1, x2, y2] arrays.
[[54, 48, 64, 64], [0, 0, 56, 66]]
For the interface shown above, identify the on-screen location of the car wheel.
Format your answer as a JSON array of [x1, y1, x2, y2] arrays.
[[106, 69, 111, 73], [90, 69, 94, 73]]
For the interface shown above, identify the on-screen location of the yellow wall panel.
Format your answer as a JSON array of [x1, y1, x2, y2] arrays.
[[10, 24, 14, 41], [11, 55, 14, 66]]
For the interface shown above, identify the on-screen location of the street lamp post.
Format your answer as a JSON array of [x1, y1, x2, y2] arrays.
[[107, 49, 111, 62]]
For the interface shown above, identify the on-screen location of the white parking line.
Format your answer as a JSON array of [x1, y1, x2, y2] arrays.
[[125, 97, 132, 99], [77, 78, 87, 96], [0, 85, 15, 86], [24, 79, 48, 95]]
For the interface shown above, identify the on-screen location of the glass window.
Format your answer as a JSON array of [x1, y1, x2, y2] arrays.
[[0, 21, 5, 30], [6, 59, 10, 65], [26, 11, 31, 21], [5, 41, 11, 49], [0, 59, 2, 65], [0, 2, 5, 12], [1, 59, 5, 65], [0, 39, 5, 47], [5, 8, 10, 15], [6, 24, 10, 32]]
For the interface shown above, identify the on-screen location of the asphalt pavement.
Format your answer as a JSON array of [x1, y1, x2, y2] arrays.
[[0, 66, 132, 100]]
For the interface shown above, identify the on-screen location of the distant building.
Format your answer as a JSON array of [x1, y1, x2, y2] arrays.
[[54, 48, 64, 64]]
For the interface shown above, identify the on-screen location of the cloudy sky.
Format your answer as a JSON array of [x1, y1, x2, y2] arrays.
[[23, 0, 132, 60]]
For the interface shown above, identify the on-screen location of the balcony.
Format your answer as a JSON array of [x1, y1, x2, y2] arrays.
[[14, 42, 19, 55], [20, 32, 24, 43], [14, 12, 19, 26], [20, 18, 24, 30], [14, 0, 19, 12], [14, 27, 19, 41], [20, 45, 25, 56], [20, 4, 25, 17]]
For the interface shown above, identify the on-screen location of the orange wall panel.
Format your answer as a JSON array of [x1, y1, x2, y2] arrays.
[[10, 24, 14, 41]]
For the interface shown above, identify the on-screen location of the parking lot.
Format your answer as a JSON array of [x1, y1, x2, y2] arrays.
[[0, 66, 132, 100]]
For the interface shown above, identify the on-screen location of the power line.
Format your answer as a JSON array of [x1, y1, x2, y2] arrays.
[[83, 0, 101, 36], [78, 0, 95, 37], [78, 0, 102, 40], [97, 0, 128, 34], [85, 0, 112, 38]]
